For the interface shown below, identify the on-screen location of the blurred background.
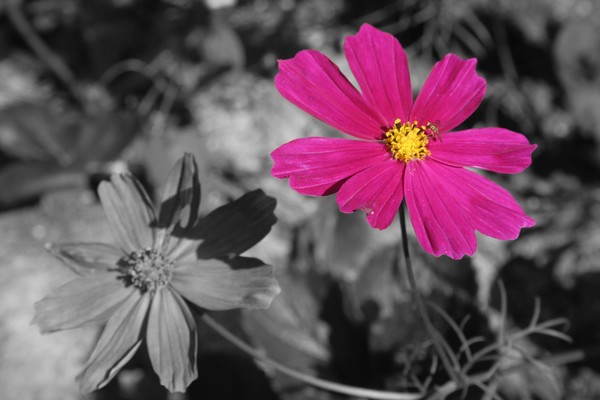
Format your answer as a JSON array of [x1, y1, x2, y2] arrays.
[[1, 0, 600, 399]]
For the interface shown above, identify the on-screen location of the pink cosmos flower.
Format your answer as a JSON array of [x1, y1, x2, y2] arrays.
[[271, 24, 536, 260]]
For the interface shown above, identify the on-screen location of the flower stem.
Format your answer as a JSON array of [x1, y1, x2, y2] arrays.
[[398, 203, 462, 385], [200, 313, 420, 400], [6, 0, 86, 109]]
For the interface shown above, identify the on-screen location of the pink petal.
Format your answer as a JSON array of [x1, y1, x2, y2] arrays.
[[45, 242, 124, 276], [98, 174, 157, 253], [404, 160, 478, 259], [271, 137, 389, 196], [429, 128, 536, 173], [275, 50, 386, 139], [405, 160, 534, 259], [410, 54, 485, 133], [344, 23, 413, 124], [423, 160, 535, 240], [171, 257, 280, 311], [336, 160, 405, 229], [147, 287, 198, 392], [77, 291, 150, 393], [33, 272, 134, 333]]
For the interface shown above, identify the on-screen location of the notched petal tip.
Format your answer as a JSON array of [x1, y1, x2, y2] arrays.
[[238, 262, 281, 310], [438, 246, 476, 260], [44, 242, 66, 264], [271, 137, 390, 197], [411, 53, 486, 133], [351, 23, 397, 44], [227, 257, 281, 309], [32, 297, 58, 335], [255, 276, 281, 309], [31, 304, 48, 333], [274, 48, 385, 139], [147, 288, 198, 392], [350, 23, 392, 43], [358, 22, 377, 31], [344, 22, 413, 125], [429, 128, 538, 174], [275, 56, 296, 70], [406, 160, 535, 259]]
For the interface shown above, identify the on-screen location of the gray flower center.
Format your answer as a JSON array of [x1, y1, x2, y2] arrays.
[[121, 248, 175, 293]]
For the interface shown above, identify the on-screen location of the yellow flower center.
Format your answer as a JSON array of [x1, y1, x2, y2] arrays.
[[121, 248, 174, 293], [384, 119, 431, 163]]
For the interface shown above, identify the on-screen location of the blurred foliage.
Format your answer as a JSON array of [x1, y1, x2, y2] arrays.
[[1, 0, 600, 399]]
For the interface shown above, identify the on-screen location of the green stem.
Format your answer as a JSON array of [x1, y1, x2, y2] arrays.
[[200, 313, 420, 400], [398, 203, 462, 384]]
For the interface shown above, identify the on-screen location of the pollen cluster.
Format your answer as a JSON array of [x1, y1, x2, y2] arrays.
[[384, 119, 431, 163], [121, 248, 175, 293]]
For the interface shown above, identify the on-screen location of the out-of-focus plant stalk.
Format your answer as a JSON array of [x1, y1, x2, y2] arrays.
[[398, 203, 462, 385], [6, 0, 87, 109], [201, 313, 421, 400]]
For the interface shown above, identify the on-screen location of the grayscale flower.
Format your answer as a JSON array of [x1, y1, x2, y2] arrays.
[[33, 154, 280, 393]]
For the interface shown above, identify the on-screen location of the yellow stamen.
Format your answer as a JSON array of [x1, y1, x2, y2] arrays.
[[384, 119, 431, 163]]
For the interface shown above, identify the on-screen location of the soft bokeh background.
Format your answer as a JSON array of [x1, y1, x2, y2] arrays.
[[1, 0, 600, 399]]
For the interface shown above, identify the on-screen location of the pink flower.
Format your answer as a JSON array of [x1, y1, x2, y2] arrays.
[[271, 24, 536, 259]]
